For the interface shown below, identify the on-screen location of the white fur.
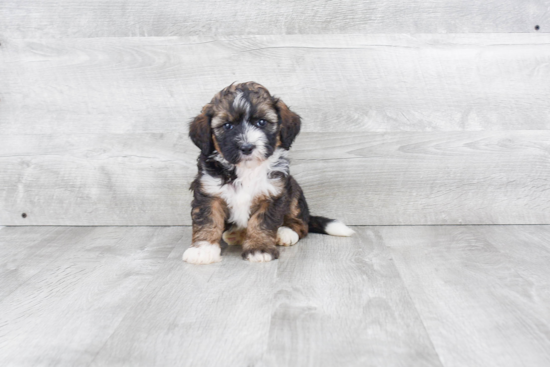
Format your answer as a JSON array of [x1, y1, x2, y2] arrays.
[[246, 251, 273, 263], [201, 149, 288, 229], [182, 241, 222, 264], [277, 226, 299, 246], [233, 91, 250, 117], [325, 220, 355, 237]]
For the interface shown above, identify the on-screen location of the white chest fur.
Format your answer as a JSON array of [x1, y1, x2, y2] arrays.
[[200, 149, 288, 228]]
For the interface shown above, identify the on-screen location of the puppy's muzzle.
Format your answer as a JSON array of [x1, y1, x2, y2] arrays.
[[239, 143, 256, 156]]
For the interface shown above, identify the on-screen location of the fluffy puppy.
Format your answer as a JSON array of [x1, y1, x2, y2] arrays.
[[183, 82, 354, 264]]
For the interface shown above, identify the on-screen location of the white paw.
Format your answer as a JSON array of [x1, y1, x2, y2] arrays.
[[182, 241, 222, 265], [276, 226, 299, 246], [245, 251, 273, 263], [222, 227, 245, 246]]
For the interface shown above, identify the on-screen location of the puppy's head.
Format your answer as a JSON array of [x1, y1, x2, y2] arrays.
[[189, 82, 301, 164]]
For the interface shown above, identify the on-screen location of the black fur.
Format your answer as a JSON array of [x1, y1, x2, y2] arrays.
[[190, 179, 227, 228], [189, 110, 214, 157], [188, 82, 347, 263], [275, 98, 302, 150], [308, 216, 335, 234]]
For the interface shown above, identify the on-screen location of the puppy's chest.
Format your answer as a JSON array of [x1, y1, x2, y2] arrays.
[[201, 169, 282, 229], [226, 175, 277, 228]]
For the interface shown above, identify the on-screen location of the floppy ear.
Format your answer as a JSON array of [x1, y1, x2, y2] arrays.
[[275, 99, 301, 150], [189, 106, 214, 156]]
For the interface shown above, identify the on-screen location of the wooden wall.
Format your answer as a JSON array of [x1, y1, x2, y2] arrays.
[[1, 1, 548, 37], [1, 2, 549, 225]]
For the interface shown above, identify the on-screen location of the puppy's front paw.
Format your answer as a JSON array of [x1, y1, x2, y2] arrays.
[[242, 247, 279, 263], [276, 226, 299, 246], [183, 241, 222, 265]]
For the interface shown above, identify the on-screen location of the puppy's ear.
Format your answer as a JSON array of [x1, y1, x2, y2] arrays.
[[189, 105, 214, 156], [275, 98, 301, 150]]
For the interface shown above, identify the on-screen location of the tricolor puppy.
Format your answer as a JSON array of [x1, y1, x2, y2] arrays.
[[183, 82, 354, 264]]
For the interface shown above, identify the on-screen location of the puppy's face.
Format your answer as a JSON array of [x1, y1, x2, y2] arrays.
[[210, 84, 279, 164], [189, 82, 301, 165]]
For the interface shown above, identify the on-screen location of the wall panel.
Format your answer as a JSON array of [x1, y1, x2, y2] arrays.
[[0, 0, 548, 38], [2, 34, 550, 135], [1, 131, 548, 225]]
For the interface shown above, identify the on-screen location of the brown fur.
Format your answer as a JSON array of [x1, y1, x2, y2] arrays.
[[189, 82, 305, 259], [212, 134, 222, 156], [189, 106, 213, 156], [275, 99, 301, 150], [210, 82, 277, 130], [187, 81, 346, 263], [224, 227, 247, 244], [191, 193, 227, 245], [241, 196, 280, 260], [284, 197, 309, 238]]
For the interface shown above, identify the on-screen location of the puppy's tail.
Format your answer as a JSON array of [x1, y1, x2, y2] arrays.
[[308, 216, 355, 236]]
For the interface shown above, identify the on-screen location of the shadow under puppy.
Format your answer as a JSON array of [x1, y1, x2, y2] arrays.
[[184, 81, 354, 264]]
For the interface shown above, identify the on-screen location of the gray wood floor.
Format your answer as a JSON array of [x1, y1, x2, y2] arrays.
[[1, 225, 549, 366]]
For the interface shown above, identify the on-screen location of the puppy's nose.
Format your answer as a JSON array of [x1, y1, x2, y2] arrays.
[[239, 143, 255, 155]]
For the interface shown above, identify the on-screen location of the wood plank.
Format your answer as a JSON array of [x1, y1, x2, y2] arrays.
[[0, 133, 194, 226], [479, 226, 550, 287], [91, 231, 279, 366], [2, 34, 550, 134], [291, 131, 550, 225], [2, 225, 549, 365], [0, 226, 80, 301], [0, 0, 548, 38], [0, 226, 441, 366], [385, 225, 550, 367], [261, 227, 442, 367], [1, 131, 548, 225], [0, 226, 179, 366]]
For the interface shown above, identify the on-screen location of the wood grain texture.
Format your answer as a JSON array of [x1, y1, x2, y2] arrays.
[[92, 232, 278, 366], [2, 225, 549, 366], [2, 34, 550, 134], [385, 225, 550, 367], [0, 226, 83, 301], [292, 131, 550, 225], [1, 131, 548, 226], [0, 226, 180, 366], [0, 226, 444, 366], [0, 0, 548, 38], [0, 134, 194, 226], [261, 227, 442, 367]]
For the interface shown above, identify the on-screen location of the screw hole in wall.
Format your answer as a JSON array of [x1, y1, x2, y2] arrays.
[[22, 213, 27, 218], [535, 25, 540, 31]]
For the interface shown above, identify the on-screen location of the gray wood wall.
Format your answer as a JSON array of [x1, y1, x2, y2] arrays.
[[1, 2, 549, 225]]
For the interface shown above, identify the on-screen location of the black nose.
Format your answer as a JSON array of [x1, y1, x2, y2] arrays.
[[239, 143, 255, 155]]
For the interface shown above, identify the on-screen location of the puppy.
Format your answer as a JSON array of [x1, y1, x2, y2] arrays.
[[183, 82, 354, 264]]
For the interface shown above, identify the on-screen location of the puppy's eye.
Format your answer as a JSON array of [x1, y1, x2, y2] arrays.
[[256, 119, 267, 127], [223, 123, 233, 131]]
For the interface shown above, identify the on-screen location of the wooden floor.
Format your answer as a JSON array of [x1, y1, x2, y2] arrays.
[[1, 226, 549, 367]]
